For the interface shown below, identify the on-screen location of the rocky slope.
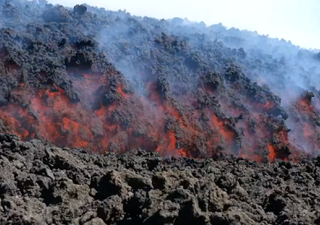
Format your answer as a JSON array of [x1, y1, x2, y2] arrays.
[[1, 1, 320, 224], [0, 1, 319, 162]]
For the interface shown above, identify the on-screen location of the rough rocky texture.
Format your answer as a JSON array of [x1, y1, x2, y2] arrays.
[[1, 2, 320, 224], [0, 0, 319, 162], [1, 133, 320, 225]]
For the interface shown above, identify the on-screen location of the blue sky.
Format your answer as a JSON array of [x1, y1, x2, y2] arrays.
[[48, 0, 320, 50]]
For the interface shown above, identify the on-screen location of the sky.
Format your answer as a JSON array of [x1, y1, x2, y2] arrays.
[[48, 0, 320, 50]]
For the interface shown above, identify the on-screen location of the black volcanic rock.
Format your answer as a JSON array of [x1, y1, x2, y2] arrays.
[[0, 1, 319, 224], [74, 4, 87, 15], [0, 134, 319, 224]]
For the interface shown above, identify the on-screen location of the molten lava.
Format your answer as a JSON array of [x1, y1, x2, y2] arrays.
[[268, 144, 276, 162], [286, 95, 320, 156], [0, 71, 319, 162]]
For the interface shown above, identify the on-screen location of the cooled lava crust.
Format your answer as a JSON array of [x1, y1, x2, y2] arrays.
[[1, 134, 320, 224], [1, 1, 320, 223], [1, 1, 320, 162]]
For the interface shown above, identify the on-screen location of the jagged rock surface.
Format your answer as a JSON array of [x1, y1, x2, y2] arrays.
[[1, 134, 320, 224]]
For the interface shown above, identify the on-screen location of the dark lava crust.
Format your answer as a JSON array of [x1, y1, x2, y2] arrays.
[[1, 1, 320, 225], [1, 134, 320, 225], [0, 0, 319, 161]]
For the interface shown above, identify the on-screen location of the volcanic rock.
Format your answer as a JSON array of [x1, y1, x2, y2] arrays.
[[0, 134, 319, 224], [0, 1, 320, 224], [0, 0, 319, 162]]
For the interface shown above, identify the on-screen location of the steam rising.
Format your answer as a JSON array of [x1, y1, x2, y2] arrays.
[[0, 0, 319, 161], [93, 8, 320, 155]]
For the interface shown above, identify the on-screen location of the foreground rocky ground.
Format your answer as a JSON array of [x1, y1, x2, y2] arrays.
[[1, 133, 320, 225]]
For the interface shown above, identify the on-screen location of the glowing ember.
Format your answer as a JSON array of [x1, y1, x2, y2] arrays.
[[0, 71, 319, 162], [268, 144, 276, 161]]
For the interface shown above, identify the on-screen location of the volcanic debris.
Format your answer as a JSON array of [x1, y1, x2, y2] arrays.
[[0, 134, 320, 224]]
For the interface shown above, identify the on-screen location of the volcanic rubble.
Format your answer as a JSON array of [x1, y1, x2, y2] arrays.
[[1, 133, 320, 225], [1, 0, 320, 224]]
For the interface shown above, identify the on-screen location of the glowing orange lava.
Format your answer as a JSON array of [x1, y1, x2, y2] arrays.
[[1, 72, 319, 162], [268, 144, 275, 161]]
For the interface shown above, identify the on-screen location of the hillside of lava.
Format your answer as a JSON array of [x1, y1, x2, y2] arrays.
[[0, 0, 320, 163]]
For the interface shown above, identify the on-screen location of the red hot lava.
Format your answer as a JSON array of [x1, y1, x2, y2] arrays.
[[287, 94, 320, 157], [0, 71, 319, 162]]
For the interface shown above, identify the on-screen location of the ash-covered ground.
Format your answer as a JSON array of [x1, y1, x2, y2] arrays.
[[1, 0, 320, 224], [1, 133, 320, 225]]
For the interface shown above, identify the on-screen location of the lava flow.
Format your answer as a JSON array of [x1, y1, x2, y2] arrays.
[[286, 94, 320, 157], [1, 5, 320, 162], [0, 70, 319, 162]]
